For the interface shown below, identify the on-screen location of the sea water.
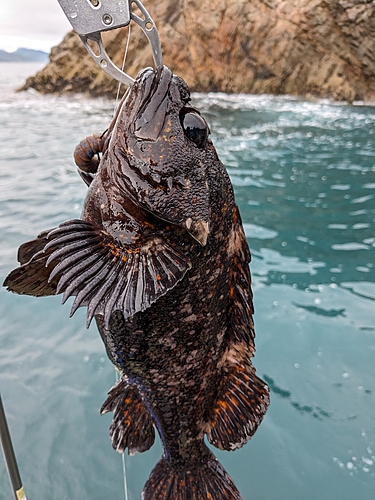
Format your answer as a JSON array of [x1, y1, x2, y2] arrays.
[[0, 63, 374, 500]]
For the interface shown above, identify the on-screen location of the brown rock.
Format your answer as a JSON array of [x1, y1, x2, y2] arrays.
[[20, 0, 375, 101]]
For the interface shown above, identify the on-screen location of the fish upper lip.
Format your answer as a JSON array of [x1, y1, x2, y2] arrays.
[[136, 66, 171, 117], [109, 66, 171, 141], [133, 66, 173, 141], [139, 65, 163, 88]]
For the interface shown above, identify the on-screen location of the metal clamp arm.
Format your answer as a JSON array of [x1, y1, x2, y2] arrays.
[[57, 0, 163, 86]]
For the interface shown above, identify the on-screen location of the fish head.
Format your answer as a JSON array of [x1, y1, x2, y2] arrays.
[[108, 66, 212, 246]]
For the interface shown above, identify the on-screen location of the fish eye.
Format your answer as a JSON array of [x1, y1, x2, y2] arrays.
[[180, 111, 208, 148]]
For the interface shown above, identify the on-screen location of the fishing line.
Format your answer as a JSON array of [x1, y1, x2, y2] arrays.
[[112, 24, 132, 500], [121, 444, 129, 500], [115, 369, 129, 500], [114, 24, 132, 117]]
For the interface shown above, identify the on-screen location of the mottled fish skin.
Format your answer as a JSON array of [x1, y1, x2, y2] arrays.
[[4, 66, 270, 499]]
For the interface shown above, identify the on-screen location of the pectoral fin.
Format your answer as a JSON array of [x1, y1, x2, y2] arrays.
[[42, 219, 191, 327], [3, 229, 59, 296], [4, 219, 191, 326]]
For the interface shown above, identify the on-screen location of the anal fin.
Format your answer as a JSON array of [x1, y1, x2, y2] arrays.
[[43, 219, 192, 327], [101, 377, 155, 455], [207, 362, 270, 451]]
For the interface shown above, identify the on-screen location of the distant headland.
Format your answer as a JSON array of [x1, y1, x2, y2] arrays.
[[0, 48, 48, 63], [18, 0, 375, 102]]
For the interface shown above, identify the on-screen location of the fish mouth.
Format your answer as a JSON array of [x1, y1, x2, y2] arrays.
[[109, 65, 173, 142], [133, 66, 173, 141], [183, 219, 210, 246]]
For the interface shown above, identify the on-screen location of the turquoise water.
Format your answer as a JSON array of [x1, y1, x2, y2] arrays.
[[0, 63, 374, 499]]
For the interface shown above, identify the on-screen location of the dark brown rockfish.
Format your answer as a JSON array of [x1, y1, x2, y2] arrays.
[[4, 66, 269, 499]]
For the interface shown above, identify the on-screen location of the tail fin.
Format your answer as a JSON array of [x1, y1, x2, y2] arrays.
[[142, 452, 242, 500]]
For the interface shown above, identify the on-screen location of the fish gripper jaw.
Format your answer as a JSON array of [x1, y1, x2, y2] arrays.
[[57, 0, 163, 86]]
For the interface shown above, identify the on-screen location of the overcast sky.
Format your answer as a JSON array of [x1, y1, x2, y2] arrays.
[[0, 0, 72, 52]]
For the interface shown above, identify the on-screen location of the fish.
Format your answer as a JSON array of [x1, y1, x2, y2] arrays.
[[4, 65, 270, 499]]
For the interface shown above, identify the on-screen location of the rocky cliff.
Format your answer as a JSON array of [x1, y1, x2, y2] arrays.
[[20, 0, 375, 102]]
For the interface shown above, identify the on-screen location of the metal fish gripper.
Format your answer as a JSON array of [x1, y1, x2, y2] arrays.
[[56, 0, 163, 86]]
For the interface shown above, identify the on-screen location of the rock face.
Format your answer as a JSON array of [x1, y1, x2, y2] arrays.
[[21, 0, 375, 101]]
